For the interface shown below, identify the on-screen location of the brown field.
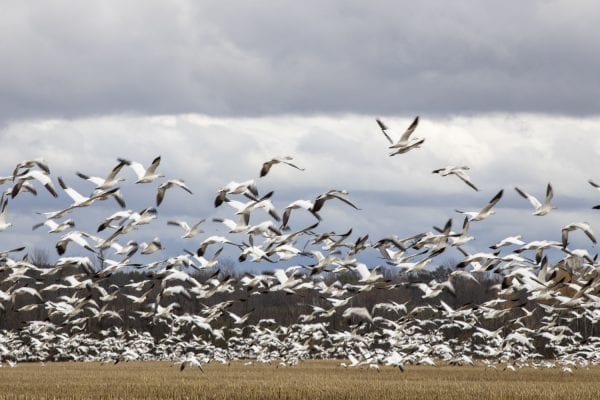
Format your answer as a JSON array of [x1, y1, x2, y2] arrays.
[[0, 361, 598, 400]]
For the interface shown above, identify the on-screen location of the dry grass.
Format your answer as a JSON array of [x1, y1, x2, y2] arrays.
[[0, 361, 598, 400]]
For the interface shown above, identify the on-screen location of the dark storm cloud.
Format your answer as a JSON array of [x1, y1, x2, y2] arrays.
[[1, 0, 599, 124]]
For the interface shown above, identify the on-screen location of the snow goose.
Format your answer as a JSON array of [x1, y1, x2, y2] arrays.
[[118, 156, 164, 184], [260, 156, 305, 177], [515, 183, 555, 216], [432, 166, 478, 191]]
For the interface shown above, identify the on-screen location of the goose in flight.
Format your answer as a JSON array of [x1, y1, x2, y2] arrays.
[[561, 222, 596, 248], [490, 235, 525, 250], [281, 199, 321, 229], [214, 180, 259, 207], [12, 158, 50, 176], [167, 219, 205, 239], [156, 179, 193, 206], [12, 169, 58, 198], [55, 231, 96, 255], [32, 218, 75, 233], [140, 237, 162, 255], [58, 177, 122, 210], [432, 166, 478, 191], [76, 159, 127, 191], [260, 156, 305, 177], [376, 116, 424, 156], [118, 156, 164, 184], [455, 189, 503, 221], [313, 189, 360, 213], [212, 216, 249, 234], [514, 183, 555, 216], [225, 191, 281, 222]]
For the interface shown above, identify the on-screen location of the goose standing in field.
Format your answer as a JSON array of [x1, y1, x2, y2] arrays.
[[376, 116, 424, 156], [515, 183, 555, 216], [432, 166, 478, 191], [455, 189, 504, 221], [118, 156, 164, 184], [156, 179, 193, 206], [260, 156, 305, 177]]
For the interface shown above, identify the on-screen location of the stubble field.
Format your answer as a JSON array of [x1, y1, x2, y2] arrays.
[[0, 361, 598, 400]]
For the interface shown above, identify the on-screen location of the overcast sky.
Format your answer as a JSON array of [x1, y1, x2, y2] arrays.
[[1, 1, 600, 267]]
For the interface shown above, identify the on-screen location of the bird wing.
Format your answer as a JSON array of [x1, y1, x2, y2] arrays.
[[515, 187, 541, 209], [480, 189, 504, 213], [58, 177, 89, 204], [454, 170, 479, 191], [105, 160, 128, 181], [543, 183, 554, 205], [375, 119, 394, 144], [260, 160, 274, 177], [399, 116, 419, 142], [280, 159, 305, 171], [145, 156, 162, 175]]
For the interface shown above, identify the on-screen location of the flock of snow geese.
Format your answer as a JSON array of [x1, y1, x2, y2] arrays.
[[1, 117, 600, 374]]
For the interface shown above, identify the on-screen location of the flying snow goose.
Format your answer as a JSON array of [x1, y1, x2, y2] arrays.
[[514, 183, 555, 216], [76, 159, 127, 190], [260, 156, 305, 177], [167, 219, 205, 238], [561, 222, 596, 248], [12, 169, 57, 198], [312, 189, 360, 213], [156, 179, 193, 206], [432, 166, 478, 191], [376, 116, 424, 156], [455, 189, 504, 221], [214, 180, 259, 207], [118, 156, 164, 184]]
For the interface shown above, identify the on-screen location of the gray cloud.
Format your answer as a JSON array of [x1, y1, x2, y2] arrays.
[[1, 1, 600, 125]]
